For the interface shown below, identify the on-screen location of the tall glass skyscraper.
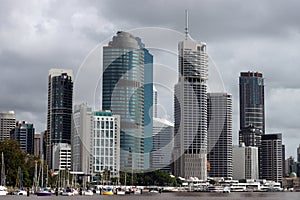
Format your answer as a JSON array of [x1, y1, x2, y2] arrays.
[[102, 31, 145, 171], [174, 12, 208, 180], [239, 71, 265, 133], [136, 37, 153, 170], [207, 93, 233, 178], [47, 69, 73, 169]]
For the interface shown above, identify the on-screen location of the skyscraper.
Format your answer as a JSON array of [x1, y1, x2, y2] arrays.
[[136, 37, 154, 170], [0, 111, 16, 141], [102, 31, 145, 171], [92, 110, 120, 179], [239, 71, 265, 133], [47, 69, 73, 169], [72, 103, 93, 175], [10, 121, 35, 154], [233, 143, 259, 180], [34, 133, 43, 157], [151, 118, 174, 173], [261, 133, 283, 182], [174, 11, 208, 180], [207, 93, 232, 178]]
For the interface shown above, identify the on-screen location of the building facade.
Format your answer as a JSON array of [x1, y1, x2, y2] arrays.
[[136, 37, 154, 170], [239, 125, 262, 147], [10, 121, 35, 154], [239, 71, 265, 133], [233, 143, 259, 180], [34, 133, 43, 157], [72, 103, 93, 175], [0, 111, 16, 141], [173, 17, 208, 180], [52, 143, 71, 170], [92, 111, 120, 179], [207, 93, 233, 178], [151, 118, 174, 173], [261, 134, 283, 182], [102, 31, 145, 171], [47, 69, 73, 169]]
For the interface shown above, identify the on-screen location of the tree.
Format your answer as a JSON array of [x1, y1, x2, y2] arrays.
[[0, 139, 39, 187], [0, 139, 26, 186]]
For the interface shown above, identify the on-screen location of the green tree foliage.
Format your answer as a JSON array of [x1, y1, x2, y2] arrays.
[[119, 170, 178, 186], [0, 139, 39, 187]]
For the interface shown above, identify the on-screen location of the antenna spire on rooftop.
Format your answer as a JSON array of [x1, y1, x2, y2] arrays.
[[185, 9, 189, 39]]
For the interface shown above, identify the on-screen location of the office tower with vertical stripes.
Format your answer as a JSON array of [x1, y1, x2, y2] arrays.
[[174, 11, 208, 180], [207, 93, 233, 178]]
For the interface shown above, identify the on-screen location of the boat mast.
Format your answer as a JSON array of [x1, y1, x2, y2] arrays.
[[1, 152, 5, 186], [41, 154, 44, 188]]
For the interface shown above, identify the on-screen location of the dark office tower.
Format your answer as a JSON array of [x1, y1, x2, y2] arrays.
[[47, 69, 73, 169], [239, 71, 265, 133], [102, 31, 145, 171], [10, 121, 35, 154], [282, 144, 285, 178], [207, 93, 233, 178], [261, 133, 282, 182], [174, 11, 208, 180], [136, 37, 153, 170], [297, 144, 300, 162], [239, 125, 262, 147]]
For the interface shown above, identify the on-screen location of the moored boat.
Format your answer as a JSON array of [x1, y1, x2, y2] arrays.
[[102, 186, 114, 195], [82, 190, 93, 196], [0, 186, 8, 196], [36, 190, 52, 196], [208, 185, 224, 193], [116, 187, 126, 195]]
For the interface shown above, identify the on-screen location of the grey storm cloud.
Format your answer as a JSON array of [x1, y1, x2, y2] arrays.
[[0, 0, 300, 157]]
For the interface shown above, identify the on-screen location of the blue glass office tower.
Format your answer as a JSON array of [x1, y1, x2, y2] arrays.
[[136, 37, 153, 170], [102, 31, 145, 171]]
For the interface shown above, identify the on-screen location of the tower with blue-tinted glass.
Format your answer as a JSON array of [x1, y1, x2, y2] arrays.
[[102, 31, 145, 171], [136, 37, 153, 170]]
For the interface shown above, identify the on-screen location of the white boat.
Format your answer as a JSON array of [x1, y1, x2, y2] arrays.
[[61, 190, 74, 196], [0, 186, 8, 195], [230, 184, 246, 192], [82, 190, 93, 196], [208, 185, 224, 192], [116, 187, 126, 195], [13, 189, 27, 195]]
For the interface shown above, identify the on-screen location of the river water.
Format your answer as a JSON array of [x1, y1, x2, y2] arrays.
[[1, 192, 299, 200]]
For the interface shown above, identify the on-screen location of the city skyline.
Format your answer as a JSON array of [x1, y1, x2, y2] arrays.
[[0, 0, 300, 158]]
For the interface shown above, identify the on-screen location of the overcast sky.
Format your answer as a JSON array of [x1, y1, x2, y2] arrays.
[[1, 0, 300, 158]]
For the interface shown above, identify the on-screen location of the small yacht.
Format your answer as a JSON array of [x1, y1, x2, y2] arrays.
[[0, 186, 8, 195]]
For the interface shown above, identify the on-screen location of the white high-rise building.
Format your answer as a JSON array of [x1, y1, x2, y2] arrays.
[[72, 103, 93, 176], [72, 106, 121, 179], [207, 93, 233, 178], [174, 11, 208, 180], [151, 118, 174, 172], [52, 143, 72, 170], [233, 143, 259, 180], [0, 111, 16, 141], [92, 111, 120, 179]]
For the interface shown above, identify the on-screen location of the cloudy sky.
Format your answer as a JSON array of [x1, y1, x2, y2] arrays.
[[1, 0, 300, 158]]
